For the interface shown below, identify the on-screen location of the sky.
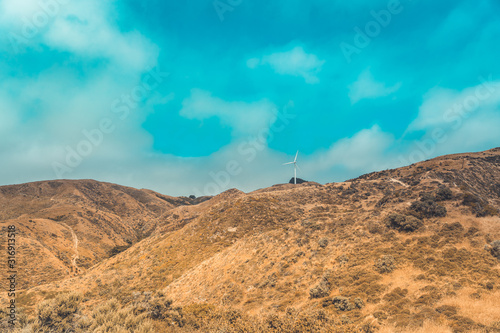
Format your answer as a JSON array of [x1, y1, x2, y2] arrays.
[[0, 0, 499, 196]]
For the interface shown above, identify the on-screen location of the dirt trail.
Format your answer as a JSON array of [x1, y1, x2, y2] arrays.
[[389, 178, 409, 187], [61, 223, 79, 274]]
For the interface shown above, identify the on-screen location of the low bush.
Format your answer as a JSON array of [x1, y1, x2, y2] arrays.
[[374, 255, 396, 274], [474, 202, 499, 217], [310, 279, 330, 299], [435, 305, 458, 317], [461, 193, 498, 217], [409, 200, 447, 218], [435, 187, 453, 201], [462, 192, 481, 206], [322, 296, 364, 311], [385, 214, 423, 232], [33, 293, 81, 332], [336, 254, 349, 265], [318, 238, 329, 248], [419, 192, 436, 202], [488, 240, 500, 261]]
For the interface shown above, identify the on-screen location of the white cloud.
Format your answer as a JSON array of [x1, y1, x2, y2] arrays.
[[0, 0, 165, 189], [45, 9, 159, 72], [393, 76, 500, 164], [440, 112, 500, 153], [180, 89, 278, 137], [248, 46, 325, 84], [0, 0, 158, 72], [0, 0, 41, 22], [310, 125, 394, 172], [348, 69, 401, 105], [1, 1, 498, 199], [408, 76, 500, 132], [0, 92, 18, 133]]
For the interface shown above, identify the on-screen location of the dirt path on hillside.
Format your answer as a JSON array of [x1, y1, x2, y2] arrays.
[[390, 178, 409, 187], [61, 223, 79, 274]]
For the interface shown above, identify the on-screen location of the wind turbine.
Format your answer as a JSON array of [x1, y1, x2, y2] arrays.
[[283, 151, 301, 184]]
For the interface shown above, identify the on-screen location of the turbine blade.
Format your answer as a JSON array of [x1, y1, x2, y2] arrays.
[[294, 151, 299, 162], [296, 163, 302, 171], [283, 162, 294, 165]]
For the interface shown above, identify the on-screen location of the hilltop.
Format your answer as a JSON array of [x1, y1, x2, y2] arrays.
[[1, 148, 500, 332]]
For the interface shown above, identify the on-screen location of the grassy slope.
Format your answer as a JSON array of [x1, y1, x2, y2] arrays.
[[2, 148, 500, 332]]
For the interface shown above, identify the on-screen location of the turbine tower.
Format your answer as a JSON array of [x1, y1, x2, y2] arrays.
[[283, 151, 300, 184]]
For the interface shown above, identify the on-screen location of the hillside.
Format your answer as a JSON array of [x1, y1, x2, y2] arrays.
[[1, 148, 500, 332], [0, 179, 209, 289]]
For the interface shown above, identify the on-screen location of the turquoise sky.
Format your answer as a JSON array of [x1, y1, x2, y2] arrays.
[[1, 0, 499, 196]]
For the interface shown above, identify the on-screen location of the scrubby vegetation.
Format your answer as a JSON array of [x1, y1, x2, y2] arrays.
[[374, 255, 396, 274], [7, 292, 181, 333], [309, 279, 331, 299], [2, 149, 500, 333], [488, 240, 500, 261], [34, 293, 81, 332], [435, 186, 453, 201], [461, 192, 499, 217], [408, 193, 447, 218], [9, 288, 500, 333], [322, 296, 364, 312], [385, 214, 423, 232], [4, 294, 363, 332], [109, 242, 133, 257]]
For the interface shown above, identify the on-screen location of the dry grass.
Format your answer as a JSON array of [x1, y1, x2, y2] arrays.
[[2, 148, 500, 332], [379, 319, 496, 333], [379, 320, 453, 333], [435, 288, 500, 326]]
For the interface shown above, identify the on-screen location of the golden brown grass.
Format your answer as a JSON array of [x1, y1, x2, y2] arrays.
[[434, 288, 500, 327], [3, 149, 500, 332], [378, 320, 454, 333]]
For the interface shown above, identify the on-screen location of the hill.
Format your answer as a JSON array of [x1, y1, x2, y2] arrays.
[[1, 148, 499, 332], [0, 179, 209, 289]]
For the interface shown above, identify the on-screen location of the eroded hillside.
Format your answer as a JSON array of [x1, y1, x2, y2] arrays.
[[0, 179, 208, 289]]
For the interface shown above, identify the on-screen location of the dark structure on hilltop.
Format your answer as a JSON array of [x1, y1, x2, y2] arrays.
[[289, 177, 307, 184]]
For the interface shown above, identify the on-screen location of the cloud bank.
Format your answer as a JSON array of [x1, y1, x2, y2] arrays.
[[0, 0, 498, 196]]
